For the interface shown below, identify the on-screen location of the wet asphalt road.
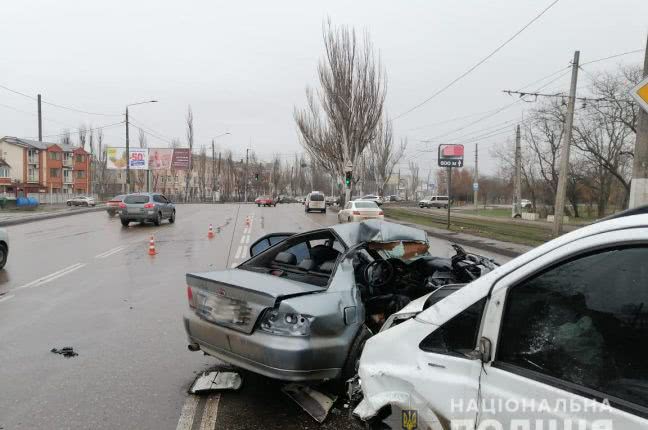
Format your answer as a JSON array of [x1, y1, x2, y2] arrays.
[[0, 203, 511, 430]]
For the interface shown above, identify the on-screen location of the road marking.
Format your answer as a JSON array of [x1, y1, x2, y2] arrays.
[[95, 246, 126, 259], [240, 234, 250, 245], [234, 245, 243, 260], [175, 395, 200, 430], [17, 263, 85, 290], [0, 294, 14, 304], [199, 394, 220, 430], [240, 245, 248, 259]]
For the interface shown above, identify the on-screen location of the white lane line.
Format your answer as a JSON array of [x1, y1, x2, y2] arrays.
[[175, 395, 200, 430], [95, 246, 126, 259], [0, 294, 14, 304], [17, 263, 85, 290], [240, 234, 250, 245], [240, 245, 248, 259], [234, 245, 243, 260], [230, 262, 238, 268], [199, 394, 221, 430]]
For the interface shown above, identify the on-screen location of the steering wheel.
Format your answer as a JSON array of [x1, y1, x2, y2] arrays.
[[363, 259, 394, 288]]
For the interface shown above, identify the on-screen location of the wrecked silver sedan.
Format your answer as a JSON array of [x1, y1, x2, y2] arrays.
[[183, 220, 496, 383]]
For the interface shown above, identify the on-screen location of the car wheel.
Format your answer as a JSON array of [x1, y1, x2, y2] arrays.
[[169, 210, 176, 223], [153, 212, 162, 226], [322, 209, 326, 214], [67, 201, 72, 206], [257, 204, 260, 207], [108, 210, 116, 217], [84, 202, 89, 207], [341, 325, 373, 386], [0, 243, 8, 270], [120, 219, 130, 227]]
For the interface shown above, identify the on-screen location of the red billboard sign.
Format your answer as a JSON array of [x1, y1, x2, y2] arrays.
[[438, 144, 464, 167]]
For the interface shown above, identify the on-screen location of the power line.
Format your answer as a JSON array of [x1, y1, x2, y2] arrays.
[[392, 0, 562, 121], [581, 49, 644, 66], [21, 121, 125, 140], [0, 83, 120, 117]]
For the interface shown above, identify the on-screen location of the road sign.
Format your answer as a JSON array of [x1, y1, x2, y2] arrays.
[[344, 160, 353, 173], [473, 182, 479, 191], [438, 144, 464, 167], [630, 75, 648, 114]]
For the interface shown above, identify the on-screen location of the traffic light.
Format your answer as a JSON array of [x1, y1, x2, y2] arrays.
[[255, 173, 259, 181], [345, 171, 352, 187]]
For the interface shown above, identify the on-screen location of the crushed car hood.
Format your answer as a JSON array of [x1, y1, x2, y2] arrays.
[[331, 219, 427, 248]]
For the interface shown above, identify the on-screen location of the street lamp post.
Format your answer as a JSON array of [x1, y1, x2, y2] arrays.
[[125, 100, 157, 193]]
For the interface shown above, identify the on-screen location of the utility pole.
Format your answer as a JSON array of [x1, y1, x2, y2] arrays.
[[552, 50, 580, 236], [244, 148, 250, 203], [629, 35, 648, 208], [125, 107, 130, 193], [512, 125, 522, 217], [446, 166, 452, 229], [474, 143, 479, 210], [37, 94, 42, 141], [397, 169, 401, 200], [211, 139, 215, 201]]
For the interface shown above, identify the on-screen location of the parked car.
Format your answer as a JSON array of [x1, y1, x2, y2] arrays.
[[521, 198, 532, 209], [325, 196, 340, 206], [255, 196, 276, 207], [305, 192, 326, 213], [277, 196, 298, 204], [66, 196, 96, 207], [0, 228, 9, 270], [358, 195, 384, 206], [119, 193, 175, 227], [418, 195, 449, 208], [337, 200, 384, 223], [355, 206, 648, 429], [387, 195, 399, 202], [106, 194, 125, 217], [183, 220, 497, 385]]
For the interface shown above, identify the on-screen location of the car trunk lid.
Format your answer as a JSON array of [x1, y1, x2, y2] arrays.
[[187, 269, 322, 334]]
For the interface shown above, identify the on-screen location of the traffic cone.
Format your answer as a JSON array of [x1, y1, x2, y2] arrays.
[[245, 216, 250, 227], [208, 224, 215, 239], [148, 235, 156, 256]]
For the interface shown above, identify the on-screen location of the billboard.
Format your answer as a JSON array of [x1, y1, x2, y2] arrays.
[[438, 144, 464, 168], [106, 147, 191, 170], [171, 148, 191, 170], [148, 148, 173, 170]]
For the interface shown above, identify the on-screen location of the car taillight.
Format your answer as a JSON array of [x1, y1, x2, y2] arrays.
[[378, 211, 384, 215], [118, 202, 126, 208], [143, 202, 155, 209], [187, 286, 195, 309], [352, 211, 361, 215]]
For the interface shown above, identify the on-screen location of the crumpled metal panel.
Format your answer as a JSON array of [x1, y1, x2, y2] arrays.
[[331, 220, 427, 248]]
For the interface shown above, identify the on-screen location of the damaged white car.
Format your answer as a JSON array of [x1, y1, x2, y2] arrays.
[[355, 210, 648, 429], [184, 220, 496, 386]]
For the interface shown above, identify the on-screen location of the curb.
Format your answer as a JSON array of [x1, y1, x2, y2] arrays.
[[0, 206, 106, 227]]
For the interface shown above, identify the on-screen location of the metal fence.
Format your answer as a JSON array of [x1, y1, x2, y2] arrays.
[[25, 193, 100, 205]]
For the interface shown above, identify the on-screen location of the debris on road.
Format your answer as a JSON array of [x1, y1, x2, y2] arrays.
[[189, 370, 242, 394], [50, 347, 78, 358], [281, 383, 337, 423]]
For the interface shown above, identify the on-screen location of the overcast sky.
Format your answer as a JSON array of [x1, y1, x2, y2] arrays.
[[2, 0, 647, 176]]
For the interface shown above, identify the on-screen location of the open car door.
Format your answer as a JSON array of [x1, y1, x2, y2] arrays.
[[249, 232, 295, 257]]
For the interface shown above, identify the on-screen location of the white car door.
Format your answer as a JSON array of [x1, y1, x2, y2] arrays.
[[476, 229, 648, 429]]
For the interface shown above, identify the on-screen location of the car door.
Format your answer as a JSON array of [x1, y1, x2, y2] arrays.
[[477, 229, 648, 429], [159, 195, 171, 217]]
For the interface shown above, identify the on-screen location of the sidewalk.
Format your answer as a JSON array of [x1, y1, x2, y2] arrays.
[[0, 205, 105, 227]]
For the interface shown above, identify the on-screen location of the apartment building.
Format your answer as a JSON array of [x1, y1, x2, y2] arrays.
[[0, 136, 90, 195]]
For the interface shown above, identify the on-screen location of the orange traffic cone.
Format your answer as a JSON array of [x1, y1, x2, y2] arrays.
[[245, 216, 250, 227], [208, 224, 215, 239], [148, 235, 156, 256]]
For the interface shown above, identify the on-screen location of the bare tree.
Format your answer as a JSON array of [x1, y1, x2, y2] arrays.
[[408, 161, 420, 199], [184, 106, 194, 201], [270, 155, 282, 196], [197, 146, 208, 201], [370, 120, 406, 196], [294, 20, 386, 200], [60, 129, 72, 146], [78, 124, 87, 149]]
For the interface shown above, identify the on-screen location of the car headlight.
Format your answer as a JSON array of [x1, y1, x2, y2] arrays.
[[258, 309, 311, 336]]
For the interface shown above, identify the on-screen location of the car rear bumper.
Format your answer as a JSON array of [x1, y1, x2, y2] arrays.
[[183, 312, 342, 381], [350, 214, 384, 222], [120, 211, 157, 221]]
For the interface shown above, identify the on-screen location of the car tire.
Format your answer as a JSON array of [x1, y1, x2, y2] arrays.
[[340, 325, 373, 386], [322, 209, 326, 214], [67, 201, 72, 206], [0, 243, 8, 270], [257, 204, 260, 207], [84, 202, 89, 207], [169, 210, 176, 223], [153, 212, 162, 226], [120, 219, 130, 227], [108, 210, 116, 217]]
